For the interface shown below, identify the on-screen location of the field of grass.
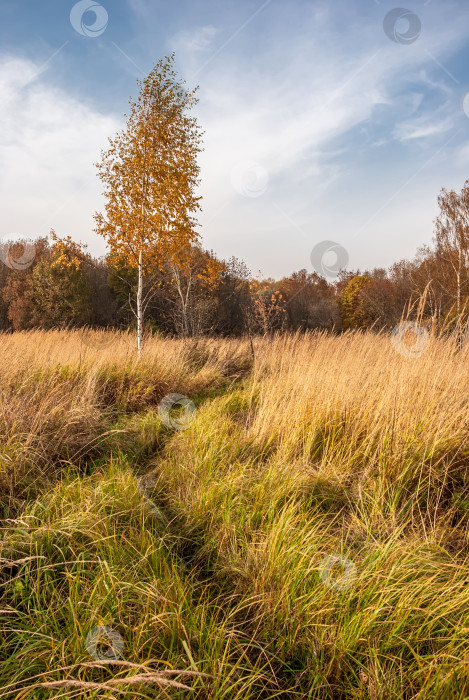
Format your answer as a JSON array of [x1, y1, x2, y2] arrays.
[[0, 329, 468, 698]]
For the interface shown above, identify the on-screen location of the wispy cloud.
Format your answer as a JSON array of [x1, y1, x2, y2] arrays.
[[0, 56, 119, 250], [393, 116, 454, 141], [174, 25, 218, 54], [164, 0, 469, 273], [1, 0, 468, 277]]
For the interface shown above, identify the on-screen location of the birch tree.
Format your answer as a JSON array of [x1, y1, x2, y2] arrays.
[[434, 181, 469, 318], [166, 245, 224, 336], [94, 54, 202, 355]]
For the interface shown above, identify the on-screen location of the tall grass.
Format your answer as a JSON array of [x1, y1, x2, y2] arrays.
[[0, 329, 468, 698]]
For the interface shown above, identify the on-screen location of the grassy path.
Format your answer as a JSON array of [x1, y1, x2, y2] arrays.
[[1, 331, 469, 698]]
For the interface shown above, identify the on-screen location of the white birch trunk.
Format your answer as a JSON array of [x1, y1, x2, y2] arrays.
[[137, 249, 143, 357]]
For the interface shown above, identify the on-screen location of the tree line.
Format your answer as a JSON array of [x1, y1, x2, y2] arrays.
[[3, 54, 469, 341], [2, 175, 469, 339]]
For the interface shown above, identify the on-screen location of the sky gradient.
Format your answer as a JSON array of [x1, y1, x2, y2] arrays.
[[1, 0, 469, 278]]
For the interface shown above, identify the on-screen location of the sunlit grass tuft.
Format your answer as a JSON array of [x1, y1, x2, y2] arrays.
[[1, 329, 468, 697]]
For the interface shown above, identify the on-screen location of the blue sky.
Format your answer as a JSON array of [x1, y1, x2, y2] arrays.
[[1, 0, 468, 278]]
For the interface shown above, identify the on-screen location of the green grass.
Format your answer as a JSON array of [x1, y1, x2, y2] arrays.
[[1, 331, 469, 698]]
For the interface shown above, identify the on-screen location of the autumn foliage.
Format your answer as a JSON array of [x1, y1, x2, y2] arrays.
[[2, 51, 469, 341]]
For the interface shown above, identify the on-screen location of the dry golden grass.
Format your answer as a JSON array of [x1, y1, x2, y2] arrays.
[[249, 331, 469, 526], [0, 329, 468, 698], [0, 329, 250, 508], [0, 328, 248, 373]]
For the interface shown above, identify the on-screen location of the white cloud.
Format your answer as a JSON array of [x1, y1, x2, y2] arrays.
[[166, 3, 468, 275], [174, 25, 218, 54], [2, 0, 468, 278], [0, 56, 120, 251], [393, 115, 454, 141]]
